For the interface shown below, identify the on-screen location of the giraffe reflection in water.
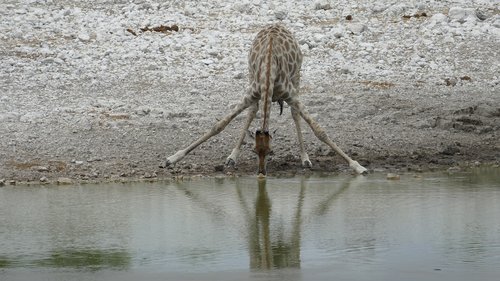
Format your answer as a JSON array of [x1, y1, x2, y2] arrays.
[[176, 177, 352, 270], [246, 179, 302, 269]]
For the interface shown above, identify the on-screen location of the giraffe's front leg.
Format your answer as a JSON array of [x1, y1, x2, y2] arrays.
[[165, 94, 255, 167], [225, 102, 259, 167], [287, 98, 368, 175], [291, 107, 312, 168]]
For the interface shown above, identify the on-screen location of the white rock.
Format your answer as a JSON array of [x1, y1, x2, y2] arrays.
[[430, 13, 448, 24], [347, 23, 367, 34], [387, 173, 400, 180], [448, 7, 477, 23], [493, 16, 500, 28], [331, 26, 344, 38], [275, 10, 287, 20], [78, 32, 91, 42], [294, 22, 305, 28], [57, 177, 73, 185], [41, 57, 55, 64], [371, 4, 387, 13], [201, 59, 214, 65], [313, 33, 325, 42], [0, 113, 20, 122]]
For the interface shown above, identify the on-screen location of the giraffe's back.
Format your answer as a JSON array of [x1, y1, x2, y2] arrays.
[[248, 24, 302, 101]]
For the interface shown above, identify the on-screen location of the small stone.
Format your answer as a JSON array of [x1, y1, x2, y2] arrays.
[[201, 59, 214, 65], [41, 57, 55, 64], [57, 177, 73, 185], [441, 145, 460, 155], [214, 164, 224, 172], [275, 10, 287, 20], [387, 173, 400, 180], [107, 113, 130, 120], [40, 176, 48, 183], [33, 166, 49, 172], [233, 72, 245, 79], [475, 10, 488, 21], [347, 23, 367, 34], [448, 7, 477, 23], [0, 179, 5, 186], [331, 27, 344, 38], [444, 78, 457, 86], [9, 180, 16, 185], [314, 2, 332, 10], [340, 67, 351, 74], [78, 32, 91, 42]]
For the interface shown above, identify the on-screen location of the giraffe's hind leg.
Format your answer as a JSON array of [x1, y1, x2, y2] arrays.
[[291, 107, 312, 168], [166, 93, 257, 167], [286, 97, 368, 174], [225, 101, 259, 167]]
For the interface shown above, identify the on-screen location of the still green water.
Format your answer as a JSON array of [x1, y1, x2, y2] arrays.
[[1, 168, 499, 281]]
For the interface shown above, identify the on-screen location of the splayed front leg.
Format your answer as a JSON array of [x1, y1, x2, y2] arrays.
[[287, 98, 368, 175], [291, 107, 312, 168], [225, 102, 259, 167], [165, 94, 256, 167]]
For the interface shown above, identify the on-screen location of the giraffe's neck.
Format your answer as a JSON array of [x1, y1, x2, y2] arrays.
[[261, 35, 274, 132]]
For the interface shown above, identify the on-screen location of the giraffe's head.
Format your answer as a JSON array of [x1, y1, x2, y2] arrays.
[[254, 129, 272, 175]]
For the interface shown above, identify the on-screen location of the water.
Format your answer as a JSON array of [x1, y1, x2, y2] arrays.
[[1, 168, 499, 281]]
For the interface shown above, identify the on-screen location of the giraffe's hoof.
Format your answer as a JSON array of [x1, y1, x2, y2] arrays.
[[165, 156, 176, 167], [350, 161, 368, 175], [302, 160, 313, 169], [225, 158, 236, 167]]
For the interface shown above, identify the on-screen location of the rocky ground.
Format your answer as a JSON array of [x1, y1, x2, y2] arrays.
[[0, 0, 499, 185]]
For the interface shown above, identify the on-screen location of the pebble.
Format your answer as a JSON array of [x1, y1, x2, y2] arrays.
[[40, 176, 49, 183], [57, 177, 73, 185], [275, 10, 287, 20], [314, 2, 332, 10], [0, 179, 5, 186], [78, 32, 91, 42], [347, 23, 367, 34], [387, 173, 400, 180], [33, 166, 49, 172], [448, 7, 477, 23], [331, 27, 344, 38], [201, 59, 214, 65]]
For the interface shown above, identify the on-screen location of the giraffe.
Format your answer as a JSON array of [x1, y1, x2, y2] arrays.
[[165, 24, 368, 176]]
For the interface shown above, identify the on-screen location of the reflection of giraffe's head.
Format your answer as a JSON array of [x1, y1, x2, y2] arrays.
[[254, 130, 272, 175]]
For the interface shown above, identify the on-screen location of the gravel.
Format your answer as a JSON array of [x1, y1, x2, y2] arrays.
[[0, 0, 499, 184]]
